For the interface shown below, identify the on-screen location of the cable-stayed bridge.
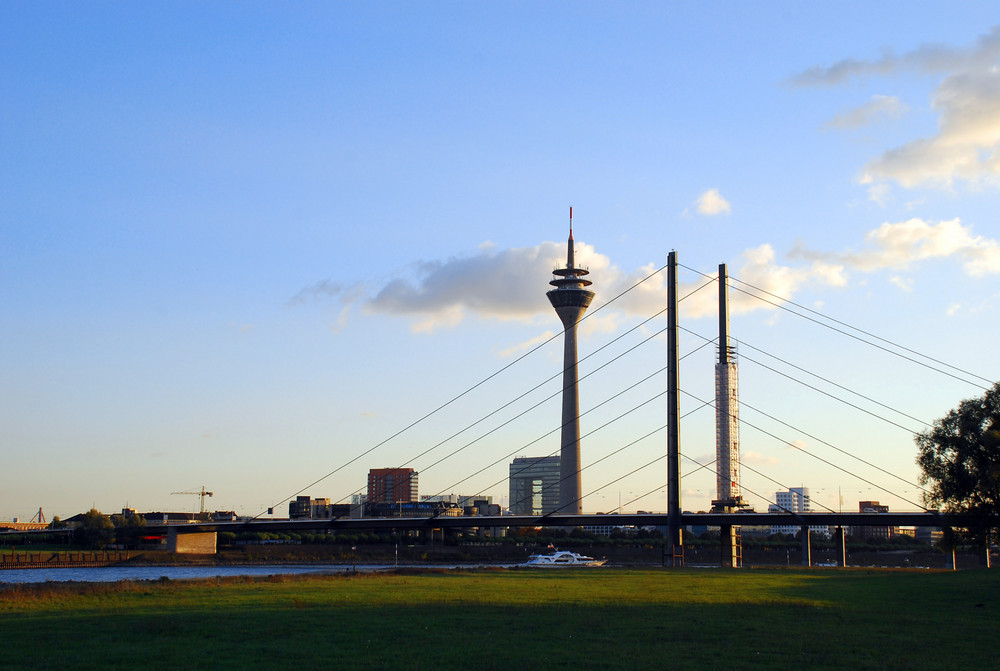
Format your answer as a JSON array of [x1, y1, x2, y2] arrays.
[[144, 244, 997, 566]]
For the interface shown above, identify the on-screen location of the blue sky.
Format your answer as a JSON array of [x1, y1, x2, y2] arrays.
[[2, 2, 999, 520]]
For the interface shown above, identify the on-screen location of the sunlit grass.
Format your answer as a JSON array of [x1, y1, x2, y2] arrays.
[[1, 568, 996, 670]]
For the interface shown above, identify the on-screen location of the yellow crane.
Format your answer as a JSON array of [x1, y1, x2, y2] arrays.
[[170, 486, 214, 514]]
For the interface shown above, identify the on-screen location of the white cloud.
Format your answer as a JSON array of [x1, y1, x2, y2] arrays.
[[570, 243, 848, 322], [825, 95, 908, 129], [864, 68, 1000, 187], [889, 276, 914, 292], [742, 451, 780, 466], [792, 26, 1000, 189], [791, 218, 1000, 276], [788, 27, 1000, 87], [286, 279, 345, 306], [946, 303, 962, 316], [694, 188, 732, 216], [498, 330, 558, 358], [713, 244, 847, 318], [867, 183, 892, 206], [363, 242, 570, 332]]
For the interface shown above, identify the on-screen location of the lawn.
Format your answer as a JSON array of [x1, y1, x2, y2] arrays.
[[0, 568, 995, 670]]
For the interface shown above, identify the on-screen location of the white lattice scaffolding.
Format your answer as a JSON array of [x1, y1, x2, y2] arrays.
[[715, 358, 740, 502]]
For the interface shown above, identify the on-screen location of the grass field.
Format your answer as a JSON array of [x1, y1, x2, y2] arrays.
[[0, 567, 996, 670]]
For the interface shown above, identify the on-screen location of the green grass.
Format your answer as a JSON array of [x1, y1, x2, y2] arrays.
[[0, 568, 996, 670]]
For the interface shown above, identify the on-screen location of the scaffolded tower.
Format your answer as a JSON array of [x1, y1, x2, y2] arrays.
[[546, 208, 595, 515], [711, 263, 749, 567], [714, 262, 743, 509]]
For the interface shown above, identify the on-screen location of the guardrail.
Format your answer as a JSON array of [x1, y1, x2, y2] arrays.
[[0, 551, 131, 569]]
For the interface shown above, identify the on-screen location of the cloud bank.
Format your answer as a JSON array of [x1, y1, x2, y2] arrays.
[[790, 218, 1000, 277], [292, 217, 999, 336], [793, 26, 1000, 189]]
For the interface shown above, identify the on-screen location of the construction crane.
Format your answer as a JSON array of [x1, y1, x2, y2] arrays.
[[171, 486, 214, 514]]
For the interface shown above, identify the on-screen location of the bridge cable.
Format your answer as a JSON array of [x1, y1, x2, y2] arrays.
[[345, 328, 670, 510], [680, 325, 928, 433], [727, 273, 995, 388], [258, 262, 672, 518], [737, 397, 929, 495], [733, 337, 932, 429], [393, 313, 670, 480], [434, 334, 711, 506], [358, 278, 713, 510], [680, 389, 929, 511], [680, 263, 991, 389], [532, 430, 809, 524], [680, 452, 805, 516], [525, 398, 714, 519], [459, 391, 667, 517], [681, 263, 990, 390], [679, 325, 931, 492]]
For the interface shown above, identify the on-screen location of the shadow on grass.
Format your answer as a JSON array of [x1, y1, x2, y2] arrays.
[[0, 569, 996, 670]]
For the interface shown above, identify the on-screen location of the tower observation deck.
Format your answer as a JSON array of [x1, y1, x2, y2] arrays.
[[546, 208, 595, 514]]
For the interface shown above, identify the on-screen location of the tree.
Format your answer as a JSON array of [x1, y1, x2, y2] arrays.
[[110, 511, 146, 549], [916, 382, 1000, 546], [75, 509, 115, 548]]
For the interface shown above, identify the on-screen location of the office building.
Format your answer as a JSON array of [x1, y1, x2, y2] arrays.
[[367, 468, 418, 504], [768, 487, 826, 536], [509, 455, 561, 515]]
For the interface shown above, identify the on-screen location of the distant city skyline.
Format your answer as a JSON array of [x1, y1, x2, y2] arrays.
[[2, 4, 999, 520]]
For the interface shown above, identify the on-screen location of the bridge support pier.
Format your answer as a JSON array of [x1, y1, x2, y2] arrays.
[[800, 526, 811, 567], [835, 526, 847, 567], [719, 524, 741, 568], [167, 528, 217, 554]]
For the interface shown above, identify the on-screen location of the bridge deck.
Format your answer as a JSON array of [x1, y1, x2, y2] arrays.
[[140, 511, 969, 534]]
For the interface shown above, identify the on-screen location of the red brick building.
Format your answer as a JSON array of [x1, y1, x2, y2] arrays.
[[367, 468, 418, 503]]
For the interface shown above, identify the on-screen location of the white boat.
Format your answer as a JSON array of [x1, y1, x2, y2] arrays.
[[523, 550, 607, 567]]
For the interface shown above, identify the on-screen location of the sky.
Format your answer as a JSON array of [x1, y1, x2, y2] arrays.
[[2, 2, 999, 521]]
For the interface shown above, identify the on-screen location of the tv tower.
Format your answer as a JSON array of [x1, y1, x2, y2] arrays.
[[547, 207, 595, 515]]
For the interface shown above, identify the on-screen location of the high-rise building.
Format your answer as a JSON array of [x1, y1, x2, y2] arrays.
[[768, 487, 817, 535], [367, 468, 418, 503], [508, 456, 561, 515], [546, 209, 594, 515]]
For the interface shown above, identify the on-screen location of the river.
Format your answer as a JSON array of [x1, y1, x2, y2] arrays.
[[0, 563, 449, 584]]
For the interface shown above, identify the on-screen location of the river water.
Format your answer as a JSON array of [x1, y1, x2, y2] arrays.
[[0, 563, 439, 584]]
